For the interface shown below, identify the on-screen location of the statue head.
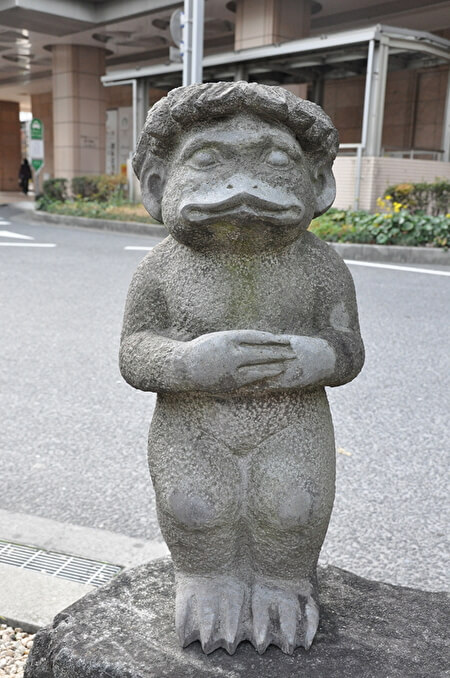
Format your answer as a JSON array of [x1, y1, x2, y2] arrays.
[[133, 81, 338, 253]]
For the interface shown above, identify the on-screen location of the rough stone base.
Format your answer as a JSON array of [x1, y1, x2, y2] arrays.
[[25, 557, 449, 678]]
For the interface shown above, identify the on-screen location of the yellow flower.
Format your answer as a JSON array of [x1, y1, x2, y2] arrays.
[[385, 194, 392, 201]]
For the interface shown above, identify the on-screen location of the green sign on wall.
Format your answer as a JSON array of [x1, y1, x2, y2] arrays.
[[30, 118, 44, 173]]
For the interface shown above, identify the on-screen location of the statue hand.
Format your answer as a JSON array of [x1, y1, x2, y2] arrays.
[[265, 335, 336, 389], [176, 330, 296, 392]]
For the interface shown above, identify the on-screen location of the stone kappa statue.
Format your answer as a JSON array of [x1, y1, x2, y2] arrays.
[[120, 81, 364, 656]]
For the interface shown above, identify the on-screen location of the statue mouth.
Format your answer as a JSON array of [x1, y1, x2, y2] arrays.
[[180, 192, 303, 226]]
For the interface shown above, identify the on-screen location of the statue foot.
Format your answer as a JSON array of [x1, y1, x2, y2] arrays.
[[175, 573, 248, 655], [250, 576, 319, 655]]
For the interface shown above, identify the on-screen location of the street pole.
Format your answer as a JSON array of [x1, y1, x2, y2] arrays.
[[182, 0, 204, 86], [182, 0, 193, 86], [191, 0, 204, 85]]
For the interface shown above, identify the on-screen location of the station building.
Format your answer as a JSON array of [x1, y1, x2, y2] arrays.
[[0, 0, 449, 210]]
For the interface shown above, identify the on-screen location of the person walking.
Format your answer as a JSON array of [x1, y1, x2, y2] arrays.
[[18, 158, 32, 195]]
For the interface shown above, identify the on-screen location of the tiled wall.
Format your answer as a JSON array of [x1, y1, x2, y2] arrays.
[[334, 156, 450, 211], [0, 101, 21, 191], [235, 0, 310, 50]]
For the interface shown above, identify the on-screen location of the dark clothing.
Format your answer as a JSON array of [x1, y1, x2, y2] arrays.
[[19, 161, 32, 195]]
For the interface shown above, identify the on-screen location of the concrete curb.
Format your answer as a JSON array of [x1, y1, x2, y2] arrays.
[[31, 209, 167, 238], [330, 241, 450, 267], [26, 210, 450, 267], [0, 509, 169, 632]]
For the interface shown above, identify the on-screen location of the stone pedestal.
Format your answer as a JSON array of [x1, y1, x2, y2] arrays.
[[25, 557, 448, 678]]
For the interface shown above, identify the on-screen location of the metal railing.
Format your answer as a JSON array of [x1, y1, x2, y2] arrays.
[[382, 147, 444, 161]]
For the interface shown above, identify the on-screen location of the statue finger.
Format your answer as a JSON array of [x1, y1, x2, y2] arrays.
[[237, 364, 286, 385], [237, 350, 296, 367], [235, 330, 291, 346]]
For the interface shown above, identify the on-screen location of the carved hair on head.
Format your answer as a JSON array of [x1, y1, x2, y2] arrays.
[[132, 81, 339, 179]]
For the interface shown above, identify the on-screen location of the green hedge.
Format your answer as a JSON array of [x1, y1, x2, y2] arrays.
[[38, 174, 127, 210], [71, 174, 127, 201], [42, 178, 68, 202], [310, 208, 449, 248]]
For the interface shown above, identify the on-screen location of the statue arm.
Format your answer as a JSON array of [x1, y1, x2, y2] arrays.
[[311, 260, 365, 388], [119, 257, 298, 394], [315, 326, 364, 388], [274, 258, 364, 391], [119, 258, 186, 393]]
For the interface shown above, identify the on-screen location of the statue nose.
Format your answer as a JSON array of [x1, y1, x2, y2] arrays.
[[225, 174, 262, 195]]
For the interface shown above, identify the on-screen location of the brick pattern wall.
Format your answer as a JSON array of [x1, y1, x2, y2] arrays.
[[323, 76, 365, 144], [105, 85, 132, 109], [105, 86, 167, 110], [323, 65, 449, 153], [413, 68, 449, 151]]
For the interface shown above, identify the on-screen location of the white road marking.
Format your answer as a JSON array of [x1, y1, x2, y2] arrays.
[[344, 260, 450, 277], [124, 246, 154, 251], [0, 230, 34, 240], [0, 243, 56, 248], [0, 220, 11, 226]]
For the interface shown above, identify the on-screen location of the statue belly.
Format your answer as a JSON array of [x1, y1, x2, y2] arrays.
[[149, 388, 333, 455]]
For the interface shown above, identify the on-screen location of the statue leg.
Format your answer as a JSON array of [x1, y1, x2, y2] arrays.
[[148, 421, 247, 654], [247, 398, 336, 654]]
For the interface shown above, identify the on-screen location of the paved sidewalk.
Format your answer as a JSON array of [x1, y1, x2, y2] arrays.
[[0, 509, 168, 632], [0, 191, 35, 208]]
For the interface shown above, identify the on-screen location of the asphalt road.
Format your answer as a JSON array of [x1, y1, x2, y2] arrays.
[[1, 205, 449, 592]]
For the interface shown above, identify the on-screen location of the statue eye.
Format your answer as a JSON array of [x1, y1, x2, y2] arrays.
[[187, 149, 219, 169], [265, 149, 291, 167]]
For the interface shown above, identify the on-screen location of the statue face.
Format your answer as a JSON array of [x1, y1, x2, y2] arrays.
[[161, 113, 316, 252]]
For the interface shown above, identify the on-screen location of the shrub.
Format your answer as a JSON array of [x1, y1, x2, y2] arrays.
[[42, 178, 68, 202], [71, 174, 127, 202], [383, 180, 449, 216], [39, 199, 156, 224], [309, 207, 449, 248], [71, 175, 100, 200], [96, 174, 127, 201]]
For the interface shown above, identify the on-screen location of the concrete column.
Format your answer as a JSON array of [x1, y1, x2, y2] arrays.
[[31, 92, 54, 179], [0, 101, 21, 191], [51, 45, 106, 182], [235, 0, 310, 51]]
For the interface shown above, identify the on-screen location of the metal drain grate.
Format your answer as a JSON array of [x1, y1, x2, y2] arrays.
[[0, 540, 122, 587]]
